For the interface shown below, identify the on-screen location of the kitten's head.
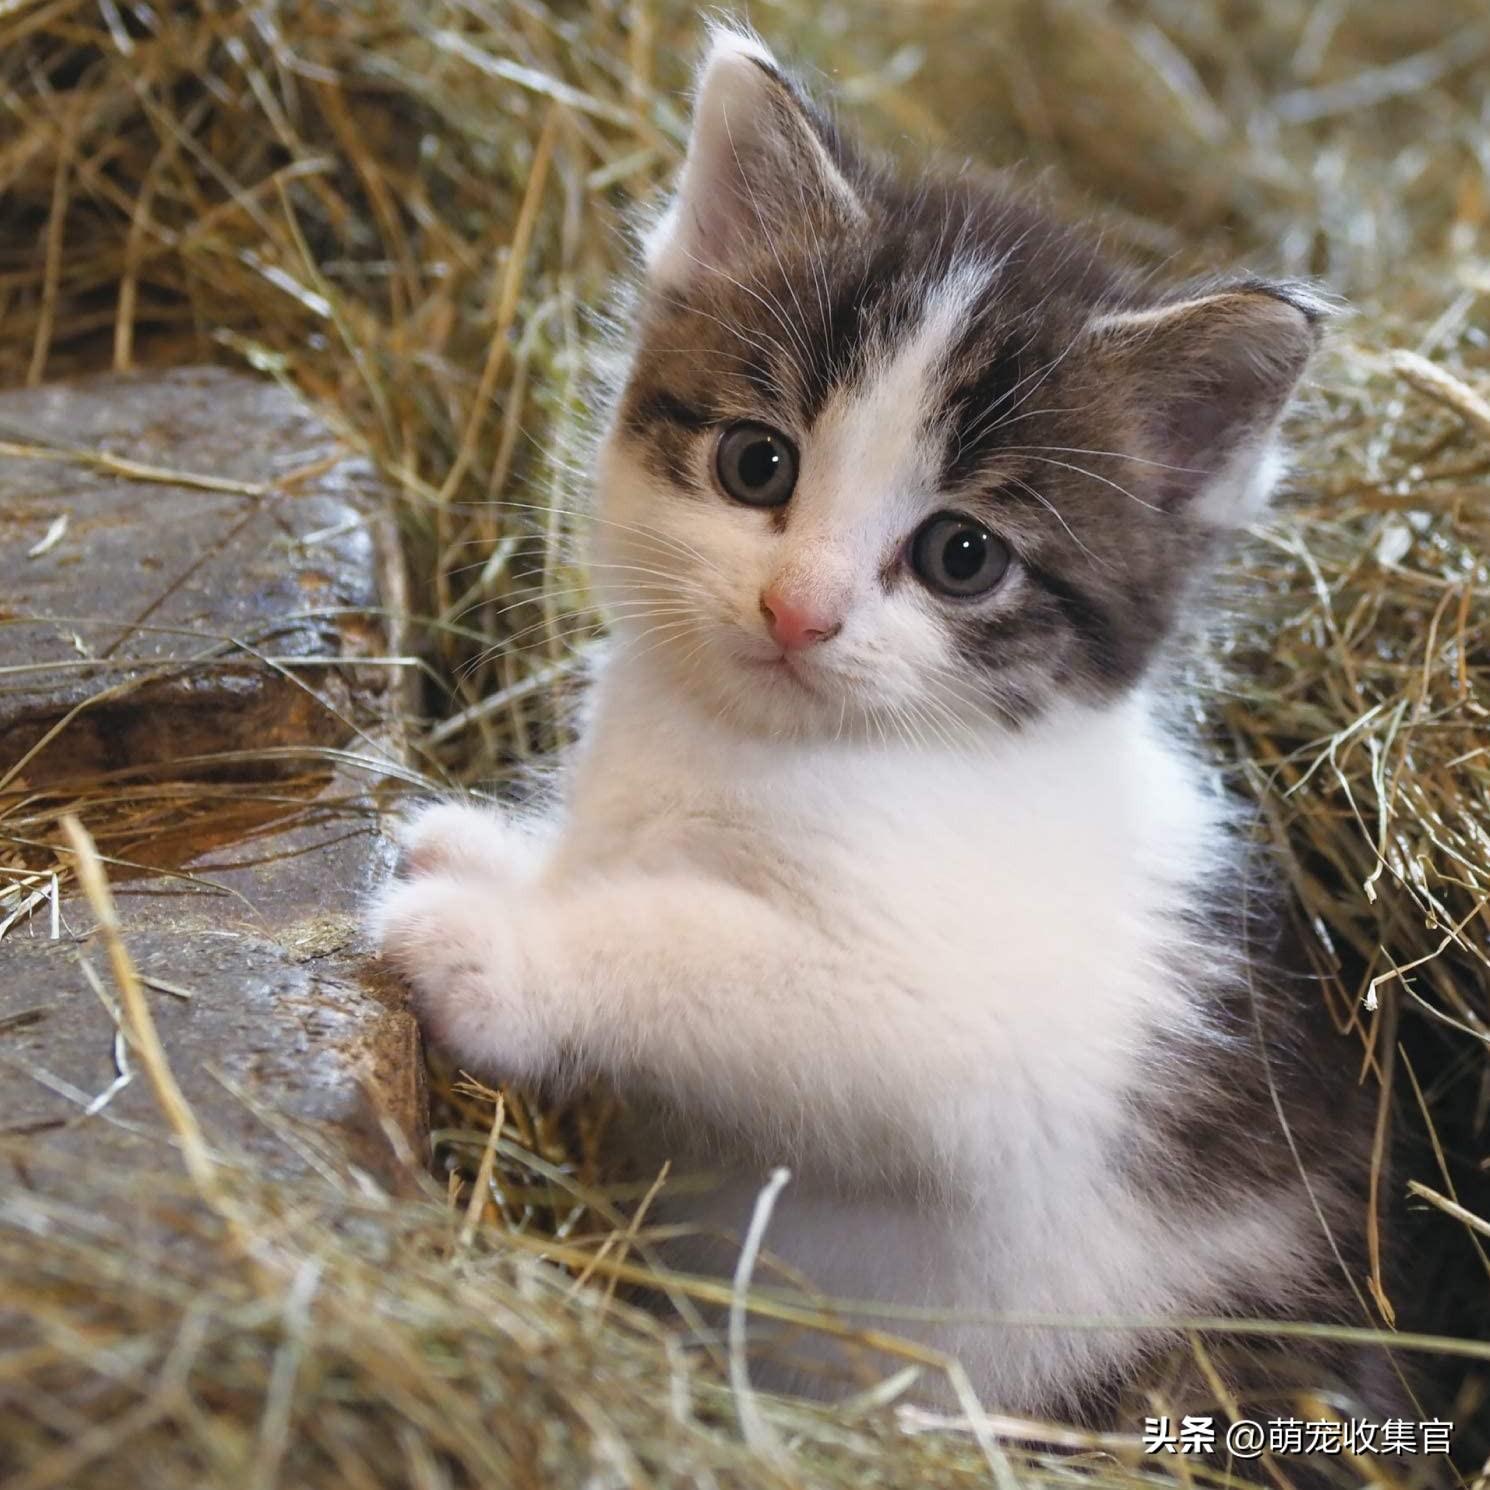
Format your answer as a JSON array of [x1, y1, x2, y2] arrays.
[[593, 26, 1324, 742]]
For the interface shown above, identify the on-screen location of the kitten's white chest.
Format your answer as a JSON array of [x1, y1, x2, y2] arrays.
[[564, 667, 1219, 1129]]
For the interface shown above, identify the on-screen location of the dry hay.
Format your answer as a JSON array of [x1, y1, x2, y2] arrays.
[[2, 0, 1489, 1485]]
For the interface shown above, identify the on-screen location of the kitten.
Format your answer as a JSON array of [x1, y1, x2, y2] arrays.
[[374, 26, 1401, 1427]]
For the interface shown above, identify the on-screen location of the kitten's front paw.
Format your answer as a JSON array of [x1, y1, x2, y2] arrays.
[[394, 799, 538, 884], [370, 875, 554, 1081]]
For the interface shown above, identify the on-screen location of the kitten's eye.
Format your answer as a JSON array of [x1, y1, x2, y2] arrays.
[[714, 422, 797, 508], [910, 513, 1011, 598]]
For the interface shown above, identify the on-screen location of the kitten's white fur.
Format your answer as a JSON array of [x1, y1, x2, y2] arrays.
[[373, 29, 1322, 1411]]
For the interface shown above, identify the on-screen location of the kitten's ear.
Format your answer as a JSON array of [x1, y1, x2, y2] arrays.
[[1085, 281, 1330, 523], [644, 27, 863, 288]]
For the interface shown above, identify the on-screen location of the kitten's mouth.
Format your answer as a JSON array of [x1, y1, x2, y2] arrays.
[[745, 651, 821, 695]]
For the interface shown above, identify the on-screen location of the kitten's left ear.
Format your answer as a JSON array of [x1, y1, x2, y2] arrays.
[[1084, 280, 1331, 524], [644, 26, 864, 289]]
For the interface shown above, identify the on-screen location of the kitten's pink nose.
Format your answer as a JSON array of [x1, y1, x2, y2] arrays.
[[759, 587, 842, 651]]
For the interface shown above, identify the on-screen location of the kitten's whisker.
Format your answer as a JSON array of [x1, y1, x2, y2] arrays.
[[447, 576, 710, 636], [583, 560, 722, 595], [1005, 476, 1110, 571], [922, 691, 982, 757], [456, 621, 606, 685], [648, 346, 771, 369], [900, 692, 961, 757], [462, 600, 700, 676], [624, 521, 733, 579], [970, 405, 1081, 431], [446, 577, 664, 615], [1019, 454, 1166, 513], [955, 341, 1065, 457], [614, 617, 713, 678], [885, 699, 917, 754], [1002, 444, 1207, 475], [658, 291, 794, 374], [436, 498, 716, 572], [613, 615, 703, 656], [434, 504, 724, 599], [679, 243, 817, 379], [944, 326, 1045, 461], [918, 657, 1027, 732]]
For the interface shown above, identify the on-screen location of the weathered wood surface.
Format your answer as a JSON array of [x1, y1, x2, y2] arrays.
[[0, 367, 425, 1191]]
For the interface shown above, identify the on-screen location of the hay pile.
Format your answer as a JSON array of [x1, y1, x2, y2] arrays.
[[2, 0, 1489, 1484]]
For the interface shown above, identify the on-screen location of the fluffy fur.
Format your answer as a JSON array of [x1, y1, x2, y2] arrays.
[[374, 25, 1399, 1426]]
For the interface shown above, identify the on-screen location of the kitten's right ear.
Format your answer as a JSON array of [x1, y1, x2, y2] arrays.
[[644, 27, 864, 289]]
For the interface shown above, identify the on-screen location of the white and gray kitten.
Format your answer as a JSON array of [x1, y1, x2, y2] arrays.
[[375, 27, 1400, 1426]]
